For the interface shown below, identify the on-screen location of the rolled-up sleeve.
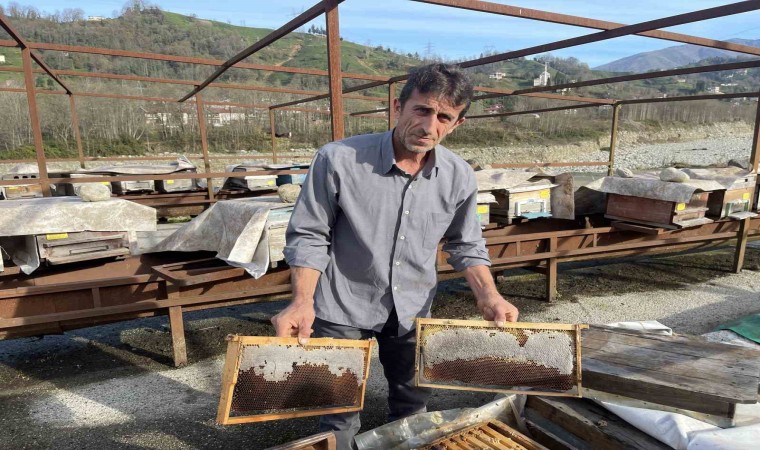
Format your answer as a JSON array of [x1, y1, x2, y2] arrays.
[[284, 150, 338, 272], [442, 170, 491, 272]]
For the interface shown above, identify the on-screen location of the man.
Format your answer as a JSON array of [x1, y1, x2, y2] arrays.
[[272, 63, 519, 449]]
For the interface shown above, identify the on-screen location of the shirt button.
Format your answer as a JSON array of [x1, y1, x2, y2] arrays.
[[393, 286, 398, 291], [399, 235, 405, 240], [404, 210, 410, 215], [395, 261, 400, 266]]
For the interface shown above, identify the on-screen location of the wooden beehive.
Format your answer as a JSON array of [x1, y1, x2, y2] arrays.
[[605, 191, 711, 229], [491, 181, 555, 223], [422, 419, 547, 450], [416, 319, 586, 397], [35, 231, 131, 265], [217, 336, 373, 425]]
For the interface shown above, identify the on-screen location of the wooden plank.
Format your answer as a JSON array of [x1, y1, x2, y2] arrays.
[[582, 358, 735, 416], [611, 221, 667, 235], [266, 431, 336, 450], [216, 339, 242, 425], [526, 396, 671, 450], [582, 337, 760, 389], [524, 414, 591, 450], [584, 327, 760, 368], [168, 305, 187, 367]]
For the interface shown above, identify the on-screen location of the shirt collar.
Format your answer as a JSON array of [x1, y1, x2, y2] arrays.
[[382, 129, 440, 179]]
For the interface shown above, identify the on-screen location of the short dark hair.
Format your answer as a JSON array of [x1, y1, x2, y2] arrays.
[[398, 63, 474, 119]]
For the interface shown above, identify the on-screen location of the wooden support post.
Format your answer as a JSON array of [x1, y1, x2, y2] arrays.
[[69, 95, 85, 169], [195, 93, 214, 203], [388, 82, 396, 131], [733, 217, 751, 273], [269, 109, 278, 163], [607, 103, 621, 176], [168, 305, 188, 367], [546, 237, 558, 302], [21, 47, 51, 196], [325, 0, 344, 141]]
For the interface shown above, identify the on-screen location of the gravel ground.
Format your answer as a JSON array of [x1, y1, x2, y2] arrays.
[[2, 244, 760, 449]]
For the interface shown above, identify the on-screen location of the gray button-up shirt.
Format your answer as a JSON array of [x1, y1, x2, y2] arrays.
[[284, 130, 490, 335]]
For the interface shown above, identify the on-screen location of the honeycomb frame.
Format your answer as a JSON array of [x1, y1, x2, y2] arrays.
[[415, 319, 586, 397], [217, 335, 374, 425]]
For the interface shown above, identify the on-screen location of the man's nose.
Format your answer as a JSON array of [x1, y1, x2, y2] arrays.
[[419, 114, 437, 134]]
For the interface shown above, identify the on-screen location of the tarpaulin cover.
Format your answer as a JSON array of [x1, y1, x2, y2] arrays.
[[475, 169, 536, 192], [585, 176, 724, 203], [147, 198, 288, 278], [0, 197, 156, 236], [78, 156, 196, 174], [716, 313, 760, 344]]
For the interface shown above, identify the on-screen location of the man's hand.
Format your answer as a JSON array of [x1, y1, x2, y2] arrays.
[[462, 265, 519, 326], [271, 299, 315, 345], [476, 293, 519, 326]]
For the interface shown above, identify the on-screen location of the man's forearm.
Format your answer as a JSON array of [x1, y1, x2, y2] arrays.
[[462, 264, 499, 302], [291, 266, 322, 304]]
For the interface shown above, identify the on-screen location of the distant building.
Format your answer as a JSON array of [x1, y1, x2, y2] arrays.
[[489, 71, 506, 80], [0, 55, 5, 64], [483, 104, 503, 114], [676, 78, 687, 83], [87, 16, 107, 22], [708, 86, 722, 94], [720, 83, 738, 87], [533, 63, 551, 87]]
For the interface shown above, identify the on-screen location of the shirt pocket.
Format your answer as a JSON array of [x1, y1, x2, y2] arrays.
[[422, 212, 454, 249]]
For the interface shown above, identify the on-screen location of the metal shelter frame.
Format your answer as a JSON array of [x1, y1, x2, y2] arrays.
[[1, 1, 760, 366]]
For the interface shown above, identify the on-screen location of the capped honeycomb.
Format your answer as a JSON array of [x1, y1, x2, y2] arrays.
[[217, 336, 373, 424], [231, 343, 365, 414], [417, 320, 582, 396]]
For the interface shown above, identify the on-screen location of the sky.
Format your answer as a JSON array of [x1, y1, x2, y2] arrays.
[[10, 1, 760, 67]]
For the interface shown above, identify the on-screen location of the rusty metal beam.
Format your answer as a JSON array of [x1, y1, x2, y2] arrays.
[[319, 3, 760, 108], [619, 92, 759, 104], [194, 94, 214, 202], [68, 95, 85, 168], [750, 99, 760, 172], [412, 0, 760, 56], [270, 76, 404, 110], [0, 12, 73, 94], [492, 161, 610, 169], [479, 60, 760, 100], [180, 0, 343, 102], [0, 39, 390, 82], [388, 82, 397, 130], [270, 110, 278, 163], [325, 0, 345, 140], [350, 107, 389, 116], [608, 104, 621, 176], [474, 86, 616, 104], [20, 47, 51, 196], [467, 103, 600, 119]]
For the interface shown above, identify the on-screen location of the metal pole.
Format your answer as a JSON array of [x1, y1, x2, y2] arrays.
[[194, 93, 214, 202], [69, 95, 85, 168], [607, 104, 621, 176], [388, 82, 396, 131], [269, 109, 278, 164], [325, 0, 344, 141], [750, 98, 760, 173], [21, 47, 51, 196]]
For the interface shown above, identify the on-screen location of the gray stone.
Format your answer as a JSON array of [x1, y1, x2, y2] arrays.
[[659, 167, 690, 183], [76, 183, 112, 202], [278, 184, 301, 203], [616, 168, 634, 178]]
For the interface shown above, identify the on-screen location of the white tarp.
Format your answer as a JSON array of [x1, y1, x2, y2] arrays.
[[585, 177, 725, 203], [146, 198, 287, 278]]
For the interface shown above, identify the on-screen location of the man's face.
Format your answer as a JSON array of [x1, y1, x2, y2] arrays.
[[393, 89, 466, 154]]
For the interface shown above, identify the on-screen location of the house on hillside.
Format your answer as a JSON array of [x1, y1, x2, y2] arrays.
[[87, 16, 107, 22], [483, 104, 503, 114], [533, 63, 551, 87], [708, 86, 722, 94], [489, 72, 506, 80], [0, 55, 5, 64]]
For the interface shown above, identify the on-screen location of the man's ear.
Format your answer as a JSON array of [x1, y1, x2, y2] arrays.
[[393, 98, 401, 115], [448, 117, 466, 134]]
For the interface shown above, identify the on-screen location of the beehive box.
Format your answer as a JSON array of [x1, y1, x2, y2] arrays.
[[682, 168, 757, 219], [217, 336, 373, 425], [491, 180, 556, 223], [276, 173, 307, 186], [155, 169, 198, 193], [49, 173, 112, 197], [416, 319, 585, 397], [1, 172, 43, 199], [244, 175, 277, 191], [606, 191, 711, 229], [476, 193, 495, 228], [111, 179, 155, 195], [36, 231, 132, 265], [422, 419, 547, 450]]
